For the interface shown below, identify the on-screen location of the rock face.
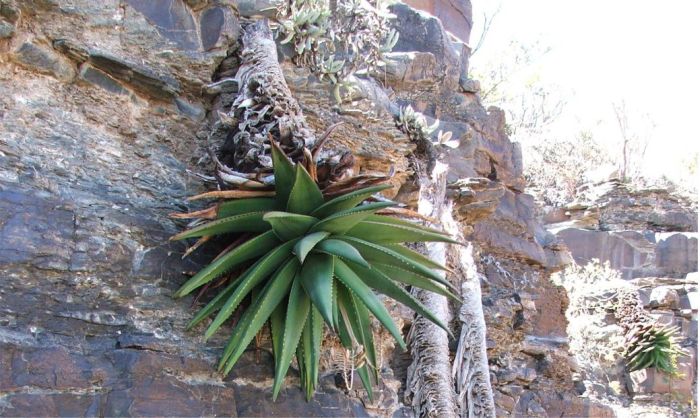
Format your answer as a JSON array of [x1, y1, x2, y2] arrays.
[[549, 180, 698, 281], [556, 229, 698, 279], [1, 0, 605, 417], [402, 0, 472, 44], [544, 180, 698, 404], [544, 180, 698, 233], [379, 6, 601, 417]]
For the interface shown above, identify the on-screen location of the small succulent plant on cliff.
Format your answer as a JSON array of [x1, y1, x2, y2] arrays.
[[613, 289, 687, 375], [277, 0, 398, 103], [624, 323, 686, 374], [555, 261, 687, 379], [171, 142, 459, 400], [396, 105, 458, 149]]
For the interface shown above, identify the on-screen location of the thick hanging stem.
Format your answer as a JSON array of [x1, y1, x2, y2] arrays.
[[221, 19, 317, 171], [450, 243, 496, 418], [405, 162, 458, 418]]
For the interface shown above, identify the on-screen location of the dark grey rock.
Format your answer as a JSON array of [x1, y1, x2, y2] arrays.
[[556, 228, 698, 279], [655, 233, 698, 277], [125, 0, 199, 51], [557, 229, 655, 279], [88, 51, 181, 100], [460, 78, 480, 93], [234, 0, 279, 17], [79, 65, 128, 95], [52, 38, 89, 63], [0, 190, 75, 268], [0, 1, 20, 23], [200, 7, 225, 50], [174, 97, 205, 121], [401, 0, 473, 44], [389, 3, 461, 90], [12, 41, 76, 81], [0, 19, 14, 38]]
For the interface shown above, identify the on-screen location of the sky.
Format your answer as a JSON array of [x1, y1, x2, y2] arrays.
[[469, 0, 699, 184]]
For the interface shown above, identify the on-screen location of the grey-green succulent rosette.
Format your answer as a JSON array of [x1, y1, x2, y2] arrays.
[[171, 142, 459, 400]]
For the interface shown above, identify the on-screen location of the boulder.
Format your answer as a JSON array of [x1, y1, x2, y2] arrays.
[[647, 287, 680, 310], [556, 229, 698, 279], [627, 346, 696, 400], [402, 0, 473, 44], [0, 19, 14, 38], [655, 233, 699, 277], [12, 41, 76, 82], [546, 180, 697, 233], [389, 3, 462, 91]]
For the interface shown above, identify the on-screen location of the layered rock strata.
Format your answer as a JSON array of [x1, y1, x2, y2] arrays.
[[0, 0, 607, 416], [545, 181, 698, 403]]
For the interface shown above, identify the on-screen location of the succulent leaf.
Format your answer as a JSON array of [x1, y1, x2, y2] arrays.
[[310, 201, 395, 234], [294, 231, 331, 263], [270, 141, 296, 208], [314, 238, 370, 267], [373, 263, 460, 302], [381, 243, 450, 271], [187, 279, 240, 329], [299, 253, 335, 327], [263, 211, 318, 240], [337, 282, 376, 398], [346, 218, 459, 244], [221, 257, 299, 373], [174, 231, 280, 298], [170, 212, 270, 240], [272, 279, 311, 399], [349, 263, 452, 336], [311, 184, 392, 218], [204, 240, 298, 340], [217, 197, 278, 218], [270, 300, 286, 368], [287, 164, 324, 214], [334, 259, 406, 349], [337, 236, 450, 287]]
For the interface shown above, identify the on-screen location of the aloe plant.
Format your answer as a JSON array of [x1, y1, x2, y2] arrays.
[[625, 323, 686, 374], [171, 142, 460, 400]]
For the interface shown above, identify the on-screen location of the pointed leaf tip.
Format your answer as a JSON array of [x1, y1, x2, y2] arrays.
[[263, 211, 318, 240], [287, 164, 324, 214], [270, 140, 296, 209], [294, 231, 330, 263]]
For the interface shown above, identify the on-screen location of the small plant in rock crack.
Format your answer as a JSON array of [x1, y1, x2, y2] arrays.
[[625, 323, 687, 374], [396, 105, 438, 142], [395, 105, 459, 150], [170, 141, 460, 400], [277, 0, 399, 103]]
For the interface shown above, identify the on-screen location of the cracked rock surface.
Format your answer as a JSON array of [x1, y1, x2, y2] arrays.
[[1, 0, 619, 416]]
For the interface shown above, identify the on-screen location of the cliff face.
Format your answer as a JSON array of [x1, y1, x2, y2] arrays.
[[545, 181, 698, 405], [1, 1, 605, 416]]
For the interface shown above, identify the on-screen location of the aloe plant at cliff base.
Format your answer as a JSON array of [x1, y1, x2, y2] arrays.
[[625, 323, 686, 374], [171, 142, 459, 400]]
